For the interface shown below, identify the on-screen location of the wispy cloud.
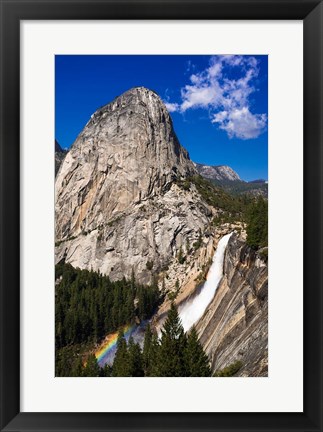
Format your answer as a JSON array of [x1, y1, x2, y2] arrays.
[[164, 55, 267, 140], [164, 102, 180, 113]]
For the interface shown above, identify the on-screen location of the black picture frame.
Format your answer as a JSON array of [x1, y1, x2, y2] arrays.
[[0, 1, 322, 431]]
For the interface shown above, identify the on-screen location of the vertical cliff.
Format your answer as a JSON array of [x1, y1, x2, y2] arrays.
[[55, 87, 215, 284]]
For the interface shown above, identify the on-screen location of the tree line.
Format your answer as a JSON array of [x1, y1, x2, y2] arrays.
[[55, 261, 161, 377], [176, 175, 268, 252], [69, 302, 211, 377], [246, 197, 268, 250], [56, 262, 160, 349]]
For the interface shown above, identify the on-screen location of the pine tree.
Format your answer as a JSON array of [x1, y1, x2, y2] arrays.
[[184, 326, 211, 377], [157, 302, 187, 376], [142, 324, 153, 373], [178, 246, 185, 264], [147, 332, 160, 376], [246, 197, 268, 249], [131, 268, 136, 290], [112, 331, 131, 377], [126, 282, 135, 323], [142, 323, 160, 376], [128, 337, 144, 377], [71, 355, 84, 377], [100, 363, 112, 377], [186, 237, 190, 254], [83, 354, 100, 377], [175, 279, 180, 293]]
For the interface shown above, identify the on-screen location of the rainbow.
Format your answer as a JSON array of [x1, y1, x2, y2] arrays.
[[95, 323, 137, 365]]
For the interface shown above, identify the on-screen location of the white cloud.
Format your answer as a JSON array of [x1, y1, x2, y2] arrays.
[[166, 55, 267, 140], [180, 83, 220, 111], [212, 107, 267, 140], [164, 101, 180, 112]]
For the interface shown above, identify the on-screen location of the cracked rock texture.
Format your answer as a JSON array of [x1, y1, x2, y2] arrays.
[[196, 233, 268, 376], [55, 87, 213, 284]]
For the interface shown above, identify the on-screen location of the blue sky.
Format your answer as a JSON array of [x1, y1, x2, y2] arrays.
[[55, 55, 268, 181]]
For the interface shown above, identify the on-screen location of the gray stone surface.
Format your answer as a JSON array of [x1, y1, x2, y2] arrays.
[[194, 162, 241, 181], [55, 87, 213, 284], [196, 233, 268, 376]]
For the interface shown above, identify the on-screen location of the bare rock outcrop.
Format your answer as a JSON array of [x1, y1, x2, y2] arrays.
[[55, 140, 66, 177], [194, 162, 241, 182], [196, 233, 268, 376], [55, 87, 213, 284]]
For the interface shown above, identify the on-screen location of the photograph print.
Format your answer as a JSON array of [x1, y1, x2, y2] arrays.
[[55, 55, 268, 377]]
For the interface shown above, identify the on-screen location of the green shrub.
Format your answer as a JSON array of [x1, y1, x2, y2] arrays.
[[177, 246, 186, 264], [213, 360, 243, 377], [193, 229, 203, 250], [146, 260, 154, 271], [168, 291, 177, 301]]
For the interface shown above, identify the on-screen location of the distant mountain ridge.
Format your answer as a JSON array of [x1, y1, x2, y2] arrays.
[[194, 162, 241, 182], [194, 162, 267, 197], [249, 179, 267, 184]]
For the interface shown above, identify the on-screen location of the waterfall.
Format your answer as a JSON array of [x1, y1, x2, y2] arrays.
[[97, 232, 233, 366], [178, 232, 233, 333]]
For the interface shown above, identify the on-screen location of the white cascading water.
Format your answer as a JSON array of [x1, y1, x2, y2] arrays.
[[178, 232, 233, 333]]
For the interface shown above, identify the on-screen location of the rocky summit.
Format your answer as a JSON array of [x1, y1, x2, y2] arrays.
[[55, 87, 213, 284], [194, 162, 241, 182]]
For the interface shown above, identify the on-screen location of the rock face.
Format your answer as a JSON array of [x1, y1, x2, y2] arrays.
[[194, 162, 241, 182], [55, 140, 66, 176], [55, 86, 268, 376], [196, 233, 268, 376], [55, 87, 213, 283]]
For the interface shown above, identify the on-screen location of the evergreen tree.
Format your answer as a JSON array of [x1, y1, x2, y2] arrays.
[[55, 347, 71, 376], [100, 363, 112, 377], [112, 331, 131, 377], [128, 337, 144, 377], [55, 261, 160, 354], [142, 324, 160, 376], [126, 281, 135, 323], [131, 268, 135, 290], [157, 302, 187, 376], [177, 246, 185, 264], [83, 354, 100, 377], [71, 355, 84, 377], [186, 238, 190, 254], [142, 324, 153, 373], [184, 326, 211, 377], [246, 197, 268, 249], [147, 332, 160, 376], [175, 279, 180, 292]]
